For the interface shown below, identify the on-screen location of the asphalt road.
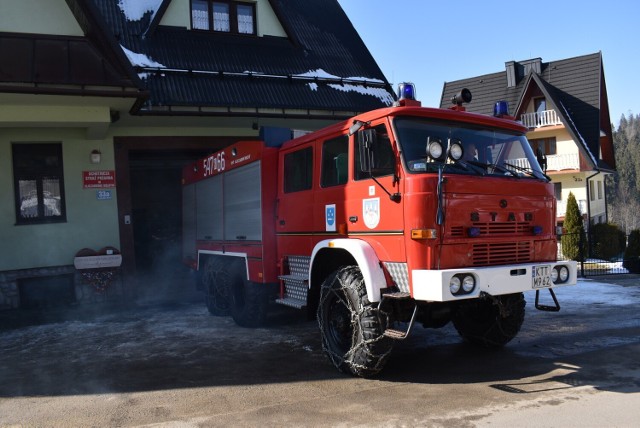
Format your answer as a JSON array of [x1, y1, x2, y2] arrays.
[[1, 275, 639, 427]]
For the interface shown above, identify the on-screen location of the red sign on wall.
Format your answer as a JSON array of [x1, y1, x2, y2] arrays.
[[83, 170, 116, 189]]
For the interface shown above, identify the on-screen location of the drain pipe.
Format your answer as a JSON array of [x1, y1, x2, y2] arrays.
[[585, 170, 601, 227], [585, 170, 601, 263]]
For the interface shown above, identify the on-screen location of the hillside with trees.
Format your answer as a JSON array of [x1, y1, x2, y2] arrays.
[[606, 113, 640, 234]]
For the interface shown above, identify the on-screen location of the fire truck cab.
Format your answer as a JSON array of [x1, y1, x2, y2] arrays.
[[182, 84, 577, 377]]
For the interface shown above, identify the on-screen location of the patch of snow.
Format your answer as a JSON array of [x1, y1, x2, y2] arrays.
[[307, 82, 318, 91], [552, 278, 640, 306], [120, 45, 165, 68], [294, 68, 384, 84], [117, 0, 163, 22], [328, 83, 395, 105]]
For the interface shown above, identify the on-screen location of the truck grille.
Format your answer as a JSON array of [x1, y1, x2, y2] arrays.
[[472, 241, 531, 266], [451, 222, 532, 237]]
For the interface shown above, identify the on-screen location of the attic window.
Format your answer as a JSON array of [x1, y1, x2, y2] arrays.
[[191, 0, 256, 35]]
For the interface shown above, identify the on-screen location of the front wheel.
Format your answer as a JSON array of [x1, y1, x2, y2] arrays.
[[317, 266, 393, 377], [452, 292, 525, 347]]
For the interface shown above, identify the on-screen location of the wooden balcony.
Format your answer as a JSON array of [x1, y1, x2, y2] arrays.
[[520, 109, 563, 128]]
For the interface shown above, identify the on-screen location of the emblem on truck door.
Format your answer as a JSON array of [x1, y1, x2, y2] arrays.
[[363, 198, 380, 229], [325, 204, 336, 232]]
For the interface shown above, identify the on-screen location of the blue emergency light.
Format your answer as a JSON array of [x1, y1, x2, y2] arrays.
[[398, 82, 416, 101], [494, 101, 509, 117]]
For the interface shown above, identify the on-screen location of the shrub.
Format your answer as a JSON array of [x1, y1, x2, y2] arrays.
[[561, 192, 584, 261], [623, 229, 640, 273], [591, 223, 626, 261]]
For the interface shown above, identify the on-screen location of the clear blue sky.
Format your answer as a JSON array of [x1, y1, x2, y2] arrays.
[[337, 0, 638, 128]]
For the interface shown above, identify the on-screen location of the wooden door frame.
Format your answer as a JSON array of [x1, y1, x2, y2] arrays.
[[114, 136, 250, 276]]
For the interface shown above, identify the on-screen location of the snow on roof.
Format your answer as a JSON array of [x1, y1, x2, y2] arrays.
[[120, 45, 165, 68], [328, 83, 394, 105], [117, 0, 163, 22], [294, 68, 385, 84]]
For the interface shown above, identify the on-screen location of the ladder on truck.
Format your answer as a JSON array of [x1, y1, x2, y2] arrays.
[[276, 256, 310, 309]]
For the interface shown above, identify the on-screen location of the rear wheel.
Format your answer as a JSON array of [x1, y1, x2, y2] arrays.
[[317, 266, 393, 377], [202, 257, 230, 316], [452, 292, 525, 347], [228, 260, 268, 327]]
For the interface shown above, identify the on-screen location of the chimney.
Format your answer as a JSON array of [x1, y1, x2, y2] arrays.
[[521, 58, 542, 75], [505, 61, 516, 88]]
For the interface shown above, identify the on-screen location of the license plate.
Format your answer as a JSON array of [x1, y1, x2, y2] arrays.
[[532, 265, 552, 289]]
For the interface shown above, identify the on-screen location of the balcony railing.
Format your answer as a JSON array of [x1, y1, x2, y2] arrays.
[[546, 153, 580, 171], [557, 198, 587, 218], [510, 153, 580, 173], [520, 109, 563, 128]]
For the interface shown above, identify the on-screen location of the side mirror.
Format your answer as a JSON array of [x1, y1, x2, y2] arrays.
[[357, 129, 377, 173]]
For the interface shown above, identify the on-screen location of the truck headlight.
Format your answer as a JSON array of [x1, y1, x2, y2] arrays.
[[462, 275, 475, 293], [449, 276, 461, 294]]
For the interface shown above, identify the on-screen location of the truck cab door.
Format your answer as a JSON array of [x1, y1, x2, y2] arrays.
[[345, 123, 405, 261]]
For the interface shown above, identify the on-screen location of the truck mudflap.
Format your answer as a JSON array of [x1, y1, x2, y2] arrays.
[[411, 260, 577, 303]]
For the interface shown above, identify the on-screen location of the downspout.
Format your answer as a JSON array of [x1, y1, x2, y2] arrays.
[[585, 170, 601, 227], [585, 170, 601, 261]]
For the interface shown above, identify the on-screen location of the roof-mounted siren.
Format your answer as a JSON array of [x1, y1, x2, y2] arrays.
[[395, 82, 421, 107], [493, 101, 515, 119], [450, 88, 472, 111]]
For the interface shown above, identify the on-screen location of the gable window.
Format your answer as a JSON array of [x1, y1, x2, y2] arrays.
[[12, 143, 66, 225], [529, 137, 557, 155], [534, 97, 546, 113], [191, 0, 256, 35]]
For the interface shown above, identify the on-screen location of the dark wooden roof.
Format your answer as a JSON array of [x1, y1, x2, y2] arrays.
[[440, 52, 614, 171], [90, 0, 395, 118], [0, 0, 143, 100]]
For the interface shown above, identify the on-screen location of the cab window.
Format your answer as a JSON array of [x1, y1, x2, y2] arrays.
[[284, 146, 313, 193], [355, 124, 395, 180], [321, 135, 349, 187]]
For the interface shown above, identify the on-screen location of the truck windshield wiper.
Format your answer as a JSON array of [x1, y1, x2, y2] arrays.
[[503, 162, 550, 181], [459, 160, 518, 177], [449, 159, 486, 176]]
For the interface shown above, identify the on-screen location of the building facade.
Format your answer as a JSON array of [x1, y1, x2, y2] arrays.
[[0, 0, 395, 310], [440, 53, 615, 227]]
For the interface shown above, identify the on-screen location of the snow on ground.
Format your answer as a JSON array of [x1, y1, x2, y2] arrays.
[[553, 277, 640, 306]]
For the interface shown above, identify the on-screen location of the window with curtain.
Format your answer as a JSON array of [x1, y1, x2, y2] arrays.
[[12, 143, 66, 225], [191, 0, 256, 35]]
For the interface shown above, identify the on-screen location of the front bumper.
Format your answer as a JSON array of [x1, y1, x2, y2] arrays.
[[411, 260, 577, 302]]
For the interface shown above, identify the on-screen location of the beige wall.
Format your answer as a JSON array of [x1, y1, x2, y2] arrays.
[[0, 0, 83, 36], [0, 128, 119, 271]]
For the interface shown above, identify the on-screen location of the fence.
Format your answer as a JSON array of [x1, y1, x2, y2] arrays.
[[557, 231, 637, 277]]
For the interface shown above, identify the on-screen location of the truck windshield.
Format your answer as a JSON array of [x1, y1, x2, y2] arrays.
[[393, 117, 547, 180]]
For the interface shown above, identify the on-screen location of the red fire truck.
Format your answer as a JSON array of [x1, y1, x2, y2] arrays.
[[182, 84, 577, 377]]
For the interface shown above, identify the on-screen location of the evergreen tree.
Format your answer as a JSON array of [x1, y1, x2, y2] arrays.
[[607, 113, 640, 233], [562, 192, 584, 261]]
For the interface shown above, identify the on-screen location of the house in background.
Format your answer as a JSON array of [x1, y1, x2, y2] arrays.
[[440, 52, 615, 228], [0, 0, 394, 310]]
